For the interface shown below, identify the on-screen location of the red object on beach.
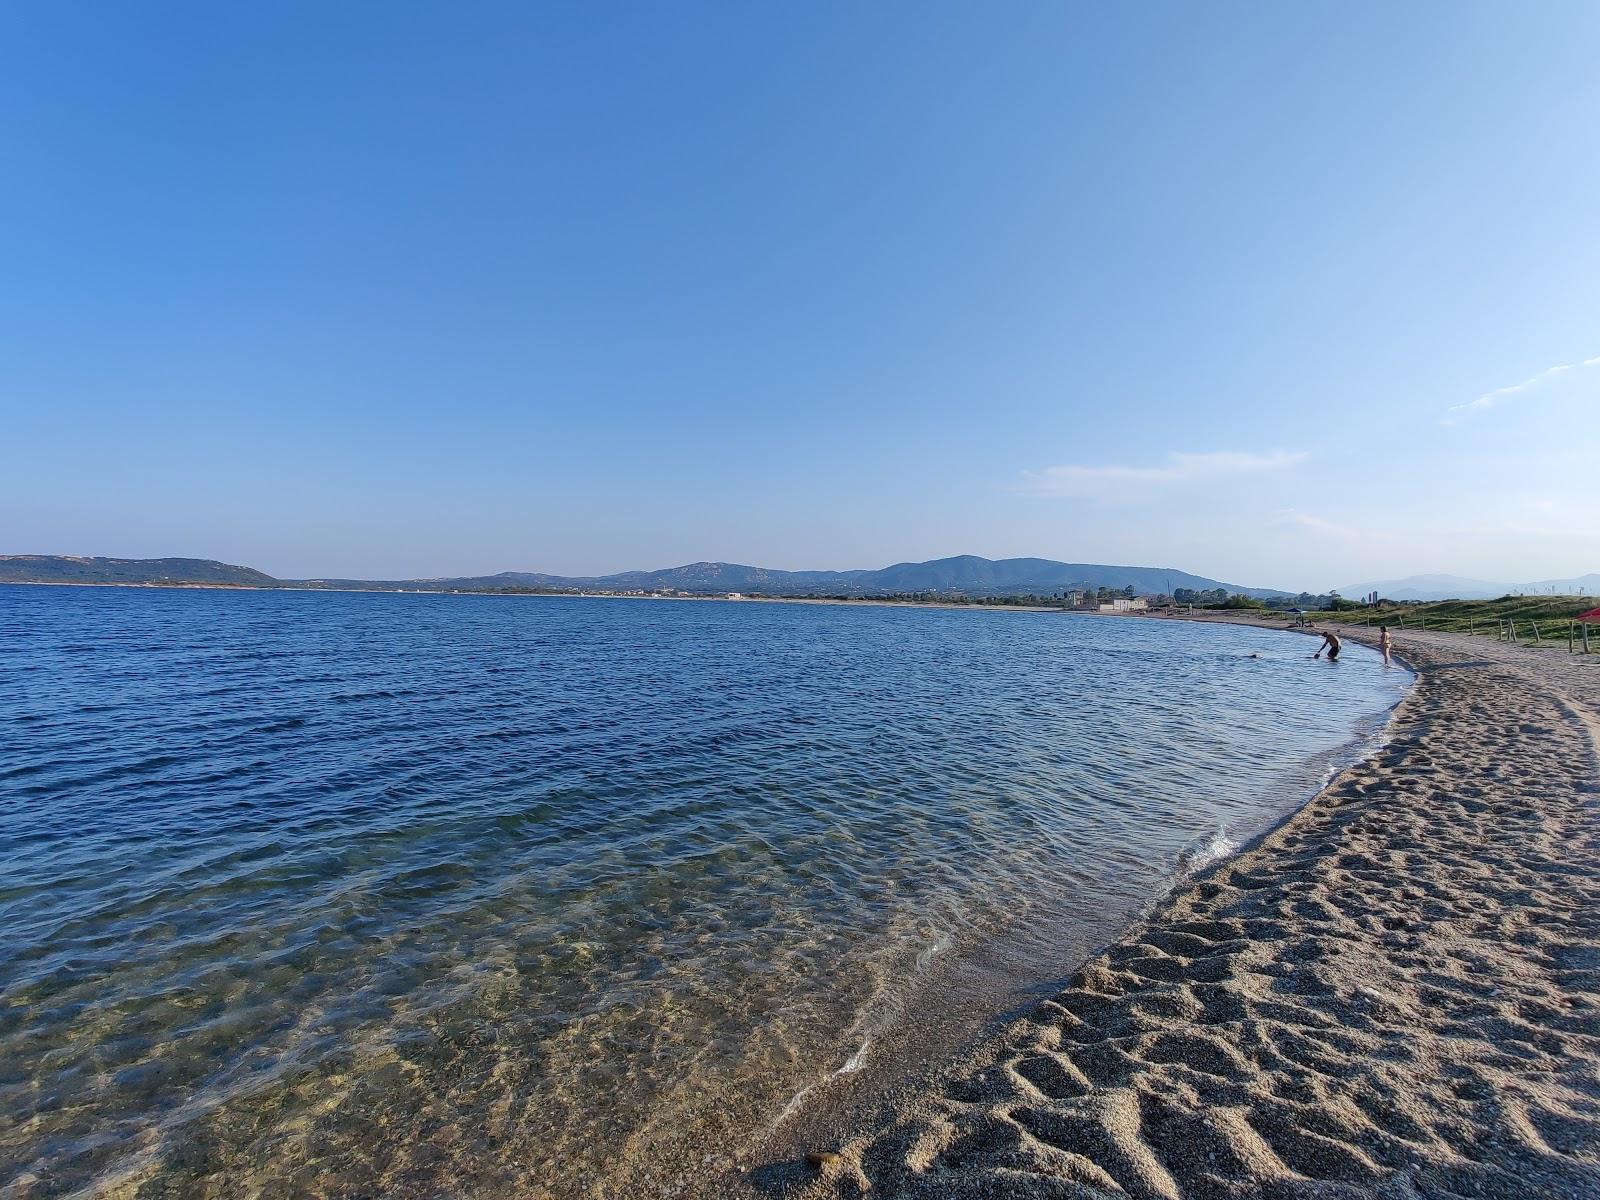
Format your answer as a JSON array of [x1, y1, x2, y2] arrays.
[[1578, 608, 1600, 623]]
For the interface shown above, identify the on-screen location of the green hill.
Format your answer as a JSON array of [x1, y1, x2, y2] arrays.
[[0, 556, 277, 586]]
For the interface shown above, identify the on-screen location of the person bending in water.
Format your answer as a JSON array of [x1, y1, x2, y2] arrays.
[[1314, 630, 1342, 661], [1378, 624, 1393, 666]]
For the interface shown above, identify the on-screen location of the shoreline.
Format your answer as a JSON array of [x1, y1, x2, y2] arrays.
[[13, 595, 1596, 1196], [742, 627, 1408, 1188], [753, 626, 1600, 1198]]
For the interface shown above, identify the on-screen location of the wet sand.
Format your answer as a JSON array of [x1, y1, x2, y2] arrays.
[[758, 628, 1600, 1198]]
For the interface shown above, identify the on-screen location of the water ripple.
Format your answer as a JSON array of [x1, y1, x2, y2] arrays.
[[0, 587, 1407, 1197]]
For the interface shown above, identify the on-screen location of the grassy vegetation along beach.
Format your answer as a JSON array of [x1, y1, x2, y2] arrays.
[[1258, 596, 1598, 643]]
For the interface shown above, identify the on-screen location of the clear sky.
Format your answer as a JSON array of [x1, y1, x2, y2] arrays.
[[4, 2, 1597, 592]]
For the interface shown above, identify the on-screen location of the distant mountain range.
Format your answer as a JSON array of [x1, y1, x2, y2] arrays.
[[457, 556, 1290, 598], [1338, 573, 1600, 602], [10, 555, 1596, 602], [1, 554, 1288, 598]]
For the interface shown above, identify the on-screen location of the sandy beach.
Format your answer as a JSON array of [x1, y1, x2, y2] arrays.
[[760, 627, 1600, 1199]]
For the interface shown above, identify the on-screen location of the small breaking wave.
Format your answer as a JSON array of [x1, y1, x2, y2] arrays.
[[1179, 829, 1240, 873], [836, 1038, 871, 1074]]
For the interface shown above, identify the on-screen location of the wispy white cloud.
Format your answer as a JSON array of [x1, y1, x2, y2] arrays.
[[1446, 354, 1600, 422], [1278, 508, 1363, 543], [1020, 449, 1307, 500]]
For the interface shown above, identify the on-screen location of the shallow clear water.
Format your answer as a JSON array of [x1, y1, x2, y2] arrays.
[[0, 587, 1407, 1197]]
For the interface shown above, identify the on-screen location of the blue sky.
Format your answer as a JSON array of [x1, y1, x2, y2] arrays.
[[3, 2, 1597, 591]]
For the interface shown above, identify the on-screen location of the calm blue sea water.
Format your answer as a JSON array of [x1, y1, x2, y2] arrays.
[[0, 586, 1407, 1197]]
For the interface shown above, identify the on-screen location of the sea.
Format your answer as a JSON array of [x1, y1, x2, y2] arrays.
[[0, 586, 1409, 1197]]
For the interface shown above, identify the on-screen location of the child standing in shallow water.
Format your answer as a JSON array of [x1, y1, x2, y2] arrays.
[[1379, 624, 1393, 666]]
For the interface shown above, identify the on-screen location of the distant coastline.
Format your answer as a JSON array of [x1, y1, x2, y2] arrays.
[[8, 557, 1592, 633], [0, 553, 1288, 600], [0, 577, 1076, 614]]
